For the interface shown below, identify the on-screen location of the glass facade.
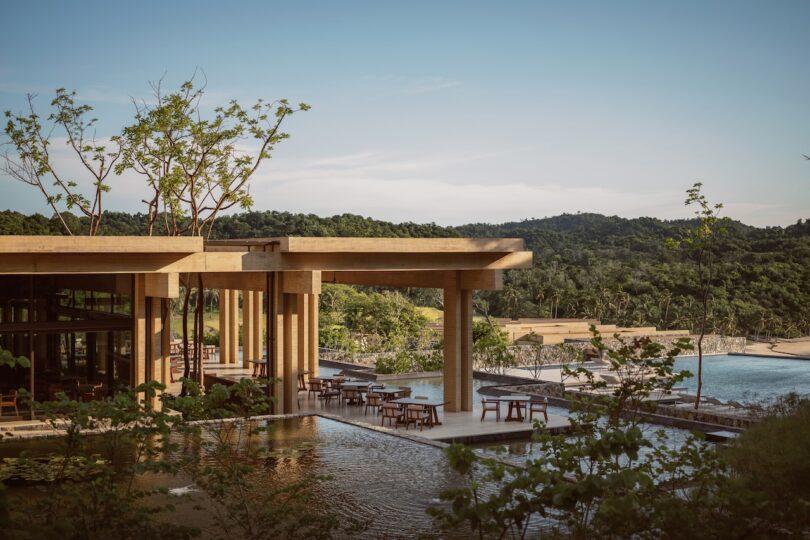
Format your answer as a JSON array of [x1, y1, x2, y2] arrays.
[[0, 275, 134, 413]]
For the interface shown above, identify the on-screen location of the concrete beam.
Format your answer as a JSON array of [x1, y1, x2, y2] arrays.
[[281, 271, 322, 294], [144, 272, 179, 298]]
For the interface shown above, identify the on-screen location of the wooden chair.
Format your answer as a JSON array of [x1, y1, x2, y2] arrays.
[[405, 404, 431, 431], [364, 392, 383, 416], [529, 397, 549, 422], [0, 389, 19, 416], [320, 381, 342, 405], [297, 373, 308, 393], [342, 387, 362, 406], [481, 399, 500, 422], [370, 384, 386, 393], [78, 383, 105, 402], [398, 386, 412, 399], [380, 403, 403, 427], [308, 380, 324, 399]]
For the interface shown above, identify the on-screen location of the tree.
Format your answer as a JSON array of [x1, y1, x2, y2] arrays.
[[118, 76, 310, 237], [669, 182, 726, 409], [118, 76, 309, 392], [2, 89, 121, 235], [430, 331, 710, 538]]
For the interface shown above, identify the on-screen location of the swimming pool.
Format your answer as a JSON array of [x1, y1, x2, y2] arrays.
[[674, 354, 810, 403]]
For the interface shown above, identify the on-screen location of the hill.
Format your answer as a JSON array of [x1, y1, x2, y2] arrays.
[[0, 209, 807, 338]]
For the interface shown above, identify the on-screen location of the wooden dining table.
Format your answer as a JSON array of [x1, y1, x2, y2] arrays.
[[489, 395, 533, 422], [374, 387, 406, 400], [339, 381, 373, 389], [390, 397, 448, 426], [248, 358, 268, 378]]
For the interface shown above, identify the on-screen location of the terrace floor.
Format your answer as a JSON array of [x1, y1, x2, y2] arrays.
[[202, 361, 571, 444]]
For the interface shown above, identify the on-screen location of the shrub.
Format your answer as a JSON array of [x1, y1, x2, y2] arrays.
[[374, 352, 412, 374], [203, 329, 219, 346], [414, 349, 443, 372]]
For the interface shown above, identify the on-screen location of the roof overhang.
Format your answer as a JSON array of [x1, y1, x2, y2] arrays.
[[0, 236, 532, 276]]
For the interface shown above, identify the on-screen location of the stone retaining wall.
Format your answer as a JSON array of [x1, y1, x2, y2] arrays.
[[324, 335, 747, 373], [505, 382, 756, 429], [508, 334, 746, 368]]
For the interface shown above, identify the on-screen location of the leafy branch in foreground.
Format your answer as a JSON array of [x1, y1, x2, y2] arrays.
[[1, 379, 360, 539], [429, 330, 810, 538], [2, 89, 121, 235]]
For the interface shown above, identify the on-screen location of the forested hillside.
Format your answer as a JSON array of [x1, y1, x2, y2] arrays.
[[1, 209, 807, 338]]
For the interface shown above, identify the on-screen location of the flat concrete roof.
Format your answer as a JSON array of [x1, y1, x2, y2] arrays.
[[0, 236, 532, 275]]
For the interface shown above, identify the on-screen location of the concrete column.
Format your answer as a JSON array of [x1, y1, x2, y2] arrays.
[[242, 290, 254, 368], [460, 289, 474, 412], [443, 272, 461, 412], [132, 274, 147, 388], [161, 299, 171, 386], [297, 294, 308, 376], [149, 297, 162, 385], [282, 293, 298, 413], [308, 293, 319, 377], [218, 289, 230, 363], [252, 291, 263, 362], [269, 273, 284, 412], [227, 289, 238, 365]]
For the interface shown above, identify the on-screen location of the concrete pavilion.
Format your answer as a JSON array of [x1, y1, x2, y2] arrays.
[[0, 236, 531, 416]]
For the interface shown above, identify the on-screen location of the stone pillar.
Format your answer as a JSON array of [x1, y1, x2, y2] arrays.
[[443, 272, 461, 412], [252, 291, 263, 362], [161, 299, 171, 386], [460, 289, 474, 411], [242, 290, 254, 368], [227, 289, 238, 365], [282, 293, 298, 413], [269, 273, 284, 412], [297, 294, 308, 376], [308, 293, 319, 377], [149, 297, 162, 385], [218, 289, 230, 363], [132, 274, 147, 388]]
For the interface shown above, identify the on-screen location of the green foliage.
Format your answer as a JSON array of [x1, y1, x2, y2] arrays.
[[1, 379, 360, 539], [374, 352, 413, 374], [472, 321, 516, 374], [319, 284, 430, 352], [0, 346, 29, 369], [431, 329, 810, 537], [668, 183, 726, 406], [166, 377, 274, 421], [0, 206, 807, 338], [472, 320, 510, 350], [2, 89, 121, 235], [466, 213, 810, 339], [1, 382, 196, 540], [723, 400, 810, 532], [202, 329, 219, 346], [374, 349, 443, 374], [117, 77, 308, 237]]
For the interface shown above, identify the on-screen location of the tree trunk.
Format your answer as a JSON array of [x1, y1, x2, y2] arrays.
[[694, 288, 709, 411], [180, 281, 191, 397], [195, 273, 205, 385]]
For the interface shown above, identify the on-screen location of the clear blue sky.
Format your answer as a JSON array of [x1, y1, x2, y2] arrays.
[[1, 0, 808, 227]]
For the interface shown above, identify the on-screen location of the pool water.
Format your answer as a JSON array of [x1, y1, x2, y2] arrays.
[[674, 354, 810, 403], [1, 415, 474, 539]]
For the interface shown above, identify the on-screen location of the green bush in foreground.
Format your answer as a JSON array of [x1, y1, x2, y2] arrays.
[[0, 379, 364, 539], [429, 331, 810, 538]]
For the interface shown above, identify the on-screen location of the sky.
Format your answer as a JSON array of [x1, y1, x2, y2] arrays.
[[0, 0, 808, 227]]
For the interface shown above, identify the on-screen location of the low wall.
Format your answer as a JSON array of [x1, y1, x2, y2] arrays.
[[490, 382, 753, 431], [500, 334, 746, 370]]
